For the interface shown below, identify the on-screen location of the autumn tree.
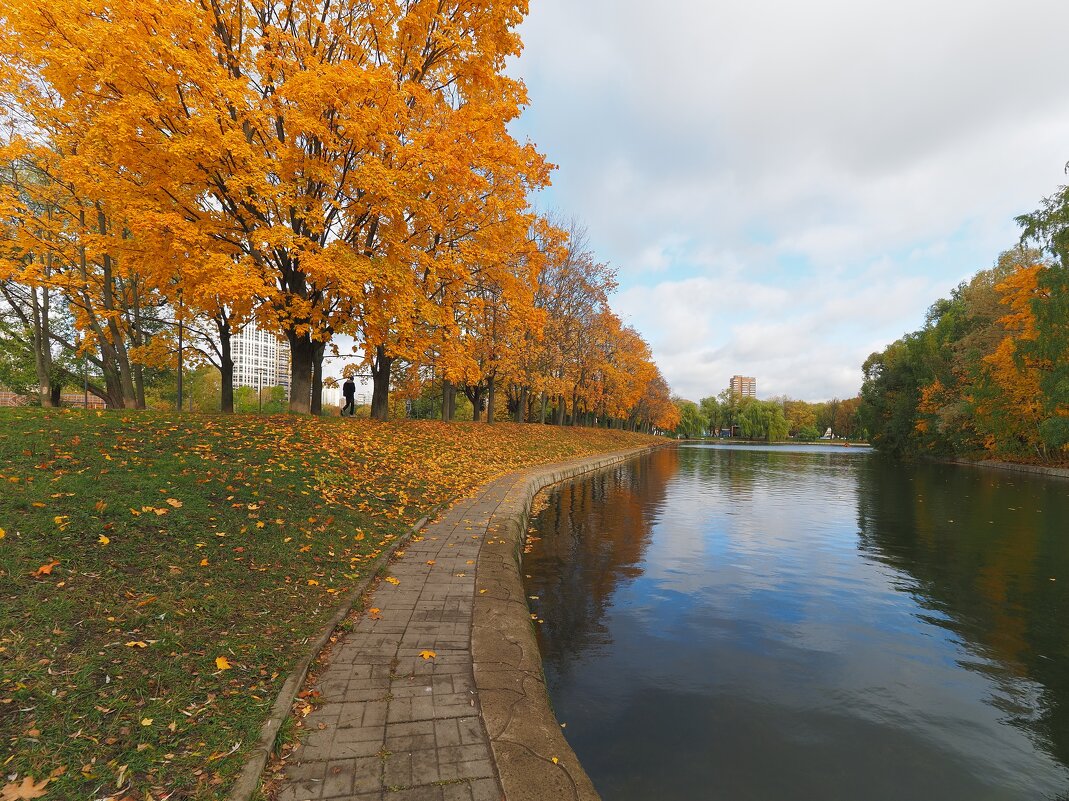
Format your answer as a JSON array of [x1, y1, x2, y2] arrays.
[[0, 149, 174, 409], [3, 0, 547, 415], [1017, 181, 1069, 451]]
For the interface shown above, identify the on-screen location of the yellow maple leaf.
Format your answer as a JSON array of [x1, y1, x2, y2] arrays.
[[199, 558, 209, 566], [307, 579, 319, 586], [166, 498, 183, 508], [98, 535, 110, 545], [125, 641, 148, 648], [215, 656, 231, 670], [419, 650, 436, 660], [0, 527, 5, 539], [140, 717, 153, 726]]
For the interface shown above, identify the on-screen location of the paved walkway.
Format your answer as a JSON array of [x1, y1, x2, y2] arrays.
[[274, 449, 651, 801]]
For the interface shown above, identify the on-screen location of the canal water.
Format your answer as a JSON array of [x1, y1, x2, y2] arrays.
[[523, 444, 1069, 801]]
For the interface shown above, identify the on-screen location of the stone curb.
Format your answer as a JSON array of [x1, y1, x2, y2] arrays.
[[947, 457, 1069, 480], [227, 500, 452, 801], [473, 444, 669, 801]]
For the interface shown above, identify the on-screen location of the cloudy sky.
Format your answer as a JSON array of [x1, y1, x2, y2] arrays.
[[506, 0, 1069, 402]]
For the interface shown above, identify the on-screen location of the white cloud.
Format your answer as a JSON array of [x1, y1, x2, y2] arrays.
[[510, 0, 1069, 400]]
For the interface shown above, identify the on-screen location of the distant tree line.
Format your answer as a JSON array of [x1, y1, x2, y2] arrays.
[[670, 390, 864, 442], [858, 178, 1069, 463]]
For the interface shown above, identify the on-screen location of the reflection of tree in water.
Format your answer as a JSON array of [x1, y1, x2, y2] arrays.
[[856, 458, 1069, 771], [525, 448, 678, 678], [681, 444, 861, 505]]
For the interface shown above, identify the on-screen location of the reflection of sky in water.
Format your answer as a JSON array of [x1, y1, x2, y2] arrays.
[[529, 446, 1069, 801]]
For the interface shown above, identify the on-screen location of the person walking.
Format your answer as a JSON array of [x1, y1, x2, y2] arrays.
[[341, 376, 356, 417]]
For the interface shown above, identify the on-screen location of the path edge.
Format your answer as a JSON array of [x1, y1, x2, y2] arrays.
[[227, 500, 451, 801], [473, 443, 670, 801]]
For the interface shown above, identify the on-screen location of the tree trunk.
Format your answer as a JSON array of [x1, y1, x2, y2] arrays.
[[540, 392, 547, 424], [130, 279, 146, 409], [485, 375, 496, 424], [30, 283, 54, 407], [133, 364, 146, 409], [50, 382, 62, 407], [442, 380, 456, 422], [218, 319, 235, 413], [370, 345, 393, 421], [287, 330, 315, 414], [554, 396, 566, 426], [515, 387, 528, 423], [97, 210, 137, 408], [311, 340, 326, 415]]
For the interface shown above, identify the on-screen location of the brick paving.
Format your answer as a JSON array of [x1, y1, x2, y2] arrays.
[[276, 477, 518, 801]]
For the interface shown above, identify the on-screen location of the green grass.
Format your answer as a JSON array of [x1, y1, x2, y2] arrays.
[[0, 408, 657, 799]]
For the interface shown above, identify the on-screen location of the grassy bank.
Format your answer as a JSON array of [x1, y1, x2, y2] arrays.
[[0, 409, 657, 800]]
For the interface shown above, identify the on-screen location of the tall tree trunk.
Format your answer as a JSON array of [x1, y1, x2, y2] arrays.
[[30, 282, 54, 407], [133, 364, 146, 409], [97, 210, 137, 407], [485, 375, 496, 424], [287, 330, 314, 414], [554, 396, 566, 426], [311, 340, 326, 416], [442, 379, 456, 422], [465, 385, 484, 422], [515, 387, 528, 423], [370, 345, 393, 421], [540, 392, 547, 424], [218, 318, 235, 413], [130, 279, 146, 408]]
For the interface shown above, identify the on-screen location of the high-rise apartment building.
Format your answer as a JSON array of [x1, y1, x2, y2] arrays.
[[730, 375, 757, 399], [232, 321, 291, 398]]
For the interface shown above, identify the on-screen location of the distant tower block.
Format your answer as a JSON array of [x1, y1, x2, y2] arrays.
[[730, 375, 757, 398]]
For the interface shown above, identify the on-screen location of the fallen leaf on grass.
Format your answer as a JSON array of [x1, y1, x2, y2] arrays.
[[31, 560, 59, 578], [1, 776, 49, 800], [98, 535, 110, 545], [215, 656, 232, 670], [166, 498, 183, 508], [125, 641, 148, 648]]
